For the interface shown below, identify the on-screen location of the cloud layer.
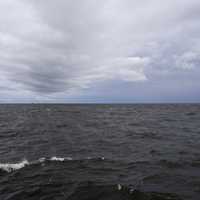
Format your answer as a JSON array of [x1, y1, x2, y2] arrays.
[[0, 0, 200, 102]]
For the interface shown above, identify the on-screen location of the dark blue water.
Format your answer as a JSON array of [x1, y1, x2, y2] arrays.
[[0, 104, 200, 199]]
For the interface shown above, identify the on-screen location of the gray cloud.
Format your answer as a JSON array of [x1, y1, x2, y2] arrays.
[[0, 0, 200, 102]]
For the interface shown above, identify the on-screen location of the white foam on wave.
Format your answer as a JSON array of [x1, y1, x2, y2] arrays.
[[50, 157, 65, 161], [38, 157, 46, 163], [117, 184, 122, 191], [0, 160, 29, 172], [0, 156, 106, 173]]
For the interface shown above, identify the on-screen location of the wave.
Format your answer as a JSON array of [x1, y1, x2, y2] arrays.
[[0, 156, 106, 173], [1, 156, 198, 174], [0, 158, 184, 199], [0, 159, 29, 173]]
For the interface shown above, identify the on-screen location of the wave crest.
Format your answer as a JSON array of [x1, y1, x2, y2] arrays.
[[0, 159, 29, 172], [0, 156, 106, 173]]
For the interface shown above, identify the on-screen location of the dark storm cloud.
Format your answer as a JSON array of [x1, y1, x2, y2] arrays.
[[0, 0, 200, 102]]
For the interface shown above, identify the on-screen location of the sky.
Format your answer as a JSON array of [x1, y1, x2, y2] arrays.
[[0, 0, 200, 103]]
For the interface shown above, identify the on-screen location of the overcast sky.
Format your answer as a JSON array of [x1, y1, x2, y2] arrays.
[[0, 0, 200, 103]]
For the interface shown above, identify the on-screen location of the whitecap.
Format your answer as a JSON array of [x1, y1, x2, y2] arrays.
[[50, 157, 65, 161], [38, 157, 46, 163], [0, 156, 105, 173], [0, 160, 29, 172], [117, 184, 122, 191]]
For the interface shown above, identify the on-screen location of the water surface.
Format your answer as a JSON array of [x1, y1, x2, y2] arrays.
[[0, 104, 200, 199]]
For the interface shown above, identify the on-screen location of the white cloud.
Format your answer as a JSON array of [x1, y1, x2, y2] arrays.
[[174, 52, 200, 70]]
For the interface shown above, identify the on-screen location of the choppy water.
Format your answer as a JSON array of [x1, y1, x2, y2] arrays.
[[0, 104, 200, 200]]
